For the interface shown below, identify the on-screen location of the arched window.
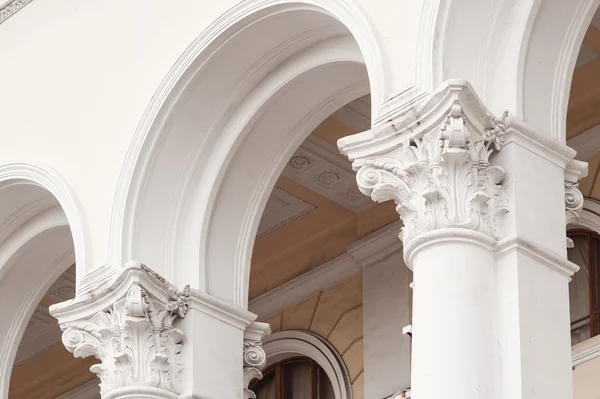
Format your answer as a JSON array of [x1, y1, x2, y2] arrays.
[[568, 230, 600, 345], [250, 357, 335, 399]]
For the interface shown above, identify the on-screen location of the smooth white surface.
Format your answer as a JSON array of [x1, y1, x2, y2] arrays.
[[410, 234, 496, 399]]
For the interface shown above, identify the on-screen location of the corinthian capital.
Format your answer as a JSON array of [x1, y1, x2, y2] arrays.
[[50, 261, 191, 399], [338, 80, 509, 245]]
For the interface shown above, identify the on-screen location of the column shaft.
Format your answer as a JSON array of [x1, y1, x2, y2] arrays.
[[409, 232, 496, 399]]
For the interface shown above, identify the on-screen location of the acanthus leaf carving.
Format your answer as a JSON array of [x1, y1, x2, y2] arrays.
[[51, 262, 191, 398], [354, 100, 509, 245]]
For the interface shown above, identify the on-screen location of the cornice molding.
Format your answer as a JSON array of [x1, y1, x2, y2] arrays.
[[496, 236, 579, 277], [572, 335, 600, 368], [249, 252, 359, 319], [249, 220, 403, 319], [0, 0, 33, 25]]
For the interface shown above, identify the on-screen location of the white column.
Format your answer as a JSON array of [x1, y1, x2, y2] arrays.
[[50, 261, 269, 399], [407, 230, 496, 398], [338, 80, 586, 399]]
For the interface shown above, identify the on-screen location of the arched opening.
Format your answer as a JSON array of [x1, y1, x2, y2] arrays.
[[117, 3, 385, 308], [0, 166, 89, 399], [564, 7, 600, 352], [261, 331, 353, 399], [7, 263, 99, 399], [250, 357, 335, 399]]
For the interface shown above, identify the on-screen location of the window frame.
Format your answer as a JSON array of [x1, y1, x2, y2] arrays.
[[568, 229, 600, 340], [250, 356, 326, 399]]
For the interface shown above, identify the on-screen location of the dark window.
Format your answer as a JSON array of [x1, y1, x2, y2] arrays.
[[567, 230, 600, 345], [249, 357, 335, 399]]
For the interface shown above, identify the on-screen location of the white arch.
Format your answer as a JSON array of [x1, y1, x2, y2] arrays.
[[109, 0, 386, 274], [574, 199, 600, 234], [430, 0, 599, 141], [0, 165, 83, 397], [112, 3, 375, 307], [263, 330, 353, 399], [0, 213, 74, 398], [0, 163, 87, 280]]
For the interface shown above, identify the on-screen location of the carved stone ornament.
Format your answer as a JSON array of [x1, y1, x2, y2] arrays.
[[338, 80, 510, 245], [49, 261, 191, 399], [0, 0, 34, 25], [243, 321, 271, 399], [565, 159, 588, 248]]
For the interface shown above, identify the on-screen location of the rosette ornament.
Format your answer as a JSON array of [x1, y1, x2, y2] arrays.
[[50, 261, 191, 399], [339, 80, 510, 246]]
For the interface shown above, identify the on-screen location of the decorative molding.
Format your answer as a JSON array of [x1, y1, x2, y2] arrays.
[[110, 0, 385, 284], [572, 343, 600, 368], [576, 199, 600, 234], [572, 334, 600, 368], [249, 220, 402, 319], [243, 321, 270, 399], [0, 0, 33, 25], [283, 135, 372, 212], [249, 252, 359, 319], [339, 80, 510, 246], [256, 186, 316, 239], [0, 163, 88, 291], [263, 331, 352, 399], [50, 261, 191, 399], [496, 236, 579, 277]]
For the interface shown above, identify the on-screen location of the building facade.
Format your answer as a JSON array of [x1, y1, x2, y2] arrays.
[[1, 0, 600, 398]]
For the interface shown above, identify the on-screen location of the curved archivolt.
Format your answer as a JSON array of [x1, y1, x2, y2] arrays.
[[117, 4, 377, 307]]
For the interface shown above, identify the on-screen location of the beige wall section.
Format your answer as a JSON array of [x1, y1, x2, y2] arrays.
[[574, 358, 600, 399], [262, 274, 364, 399], [574, 336, 600, 399]]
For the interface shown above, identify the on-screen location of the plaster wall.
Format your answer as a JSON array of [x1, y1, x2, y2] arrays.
[[574, 358, 600, 399], [0, 0, 423, 276]]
